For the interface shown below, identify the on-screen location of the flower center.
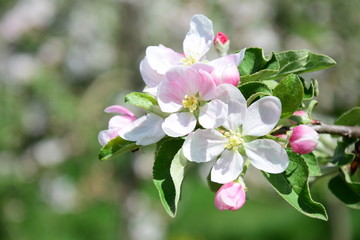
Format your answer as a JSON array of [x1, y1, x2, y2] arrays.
[[182, 95, 199, 112], [224, 131, 243, 151], [180, 55, 197, 66]]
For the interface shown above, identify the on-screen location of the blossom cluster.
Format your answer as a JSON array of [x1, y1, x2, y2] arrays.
[[98, 14, 321, 212]]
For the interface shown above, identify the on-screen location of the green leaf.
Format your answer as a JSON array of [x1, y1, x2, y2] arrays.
[[125, 92, 165, 116], [273, 74, 304, 118], [238, 81, 272, 104], [300, 77, 318, 100], [333, 138, 356, 165], [334, 107, 360, 126], [269, 50, 336, 80], [98, 136, 138, 161], [329, 174, 360, 209], [301, 153, 321, 177], [263, 150, 328, 220], [238, 48, 279, 83], [153, 138, 188, 217]]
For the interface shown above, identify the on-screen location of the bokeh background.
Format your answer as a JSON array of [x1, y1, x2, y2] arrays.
[[1, 0, 360, 239]]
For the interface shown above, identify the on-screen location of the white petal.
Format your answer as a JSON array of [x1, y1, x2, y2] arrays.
[[244, 139, 289, 173], [183, 14, 214, 61], [140, 57, 166, 87], [108, 116, 134, 129], [162, 112, 196, 137], [182, 129, 226, 163], [211, 150, 244, 184], [215, 84, 247, 131], [98, 130, 111, 146], [145, 45, 183, 74], [242, 96, 281, 136], [119, 114, 165, 146], [199, 99, 228, 129]]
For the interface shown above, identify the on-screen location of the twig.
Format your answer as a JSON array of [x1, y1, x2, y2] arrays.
[[272, 124, 360, 138]]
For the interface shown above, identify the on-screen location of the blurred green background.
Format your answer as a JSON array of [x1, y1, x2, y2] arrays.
[[1, 0, 360, 239]]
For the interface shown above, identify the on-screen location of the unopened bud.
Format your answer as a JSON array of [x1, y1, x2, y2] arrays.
[[289, 125, 319, 154], [214, 32, 230, 56], [214, 181, 246, 211]]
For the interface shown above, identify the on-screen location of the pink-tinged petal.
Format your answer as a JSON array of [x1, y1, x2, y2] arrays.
[[145, 45, 183, 74], [215, 84, 247, 131], [140, 57, 167, 87], [159, 67, 213, 112], [244, 139, 289, 173], [183, 14, 214, 61], [182, 129, 226, 163], [98, 129, 119, 146], [199, 99, 228, 129], [196, 69, 217, 100], [208, 49, 245, 86], [119, 113, 165, 146], [104, 105, 136, 118], [214, 182, 246, 211], [242, 96, 281, 137], [211, 150, 244, 184], [162, 112, 196, 137], [108, 115, 135, 129], [289, 125, 319, 154]]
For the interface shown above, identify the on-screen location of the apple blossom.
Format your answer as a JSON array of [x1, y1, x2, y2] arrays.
[[140, 14, 245, 94], [289, 125, 319, 154], [98, 105, 136, 146], [182, 85, 289, 184], [157, 66, 228, 137], [214, 181, 246, 211]]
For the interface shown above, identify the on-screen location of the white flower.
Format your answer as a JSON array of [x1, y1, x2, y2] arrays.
[[182, 85, 289, 184]]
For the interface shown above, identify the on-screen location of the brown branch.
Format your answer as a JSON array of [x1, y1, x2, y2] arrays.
[[311, 124, 360, 138], [272, 124, 360, 138]]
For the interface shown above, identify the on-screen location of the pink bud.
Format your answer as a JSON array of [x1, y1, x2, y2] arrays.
[[214, 32, 229, 45], [214, 182, 246, 211], [289, 125, 319, 154], [293, 111, 307, 117], [214, 32, 230, 56]]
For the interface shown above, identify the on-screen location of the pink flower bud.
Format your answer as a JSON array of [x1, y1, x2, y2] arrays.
[[289, 125, 319, 154], [214, 32, 229, 45], [214, 182, 246, 211], [214, 32, 230, 56]]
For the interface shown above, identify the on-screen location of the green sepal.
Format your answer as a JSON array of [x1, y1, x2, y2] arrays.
[[263, 150, 328, 220], [273, 74, 304, 119], [153, 138, 189, 217], [98, 136, 139, 161]]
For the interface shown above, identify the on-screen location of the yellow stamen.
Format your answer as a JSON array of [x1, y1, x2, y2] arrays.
[[180, 55, 197, 66], [182, 95, 198, 112], [223, 131, 243, 151]]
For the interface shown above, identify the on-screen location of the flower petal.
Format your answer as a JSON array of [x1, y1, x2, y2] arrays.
[[208, 49, 245, 86], [199, 99, 228, 129], [119, 113, 165, 146], [182, 129, 226, 163], [140, 57, 166, 87], [162, 112, 196, 137], [183, 14, 214, 61], [244, 139, 289, 173], [104, 105, 136, 118], [242, 96, 281, 137], [145, 45, 183, 74], [211, 150, 244, 184], [215, 84, 247, 131], [108, 115, 135, 129]]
